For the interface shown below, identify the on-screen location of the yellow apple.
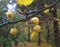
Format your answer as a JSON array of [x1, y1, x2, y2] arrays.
[[33, 25, 41, 33], [31, 17, 39, 25], [10, 28, 17, 35], [6, 12, 14, 19]]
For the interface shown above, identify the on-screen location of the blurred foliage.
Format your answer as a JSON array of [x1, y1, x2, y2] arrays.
[[0, 0, 60, 47]]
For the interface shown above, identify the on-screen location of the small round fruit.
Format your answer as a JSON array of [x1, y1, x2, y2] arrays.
[[31, 17, 39, 25], [33, 25, 41, 33], [6, 12, 14, 19], [10, 28, 17, 35]]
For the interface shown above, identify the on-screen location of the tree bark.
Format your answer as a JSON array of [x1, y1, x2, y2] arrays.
[[38, 32, 41, 45], [28, 21, 31, 42], [51, 7, 60, 47], [38, 16, 41, 46], [46, 23, 50, 43]]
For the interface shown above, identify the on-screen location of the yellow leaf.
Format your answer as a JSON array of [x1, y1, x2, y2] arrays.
[[30, 31, 37, 39], [43, 4, 49, 14], [16, 0, 34, 6], [43, 9, 49, 14]]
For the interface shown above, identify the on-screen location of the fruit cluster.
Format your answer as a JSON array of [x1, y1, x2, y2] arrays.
[[30, 17, 41, 39]]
